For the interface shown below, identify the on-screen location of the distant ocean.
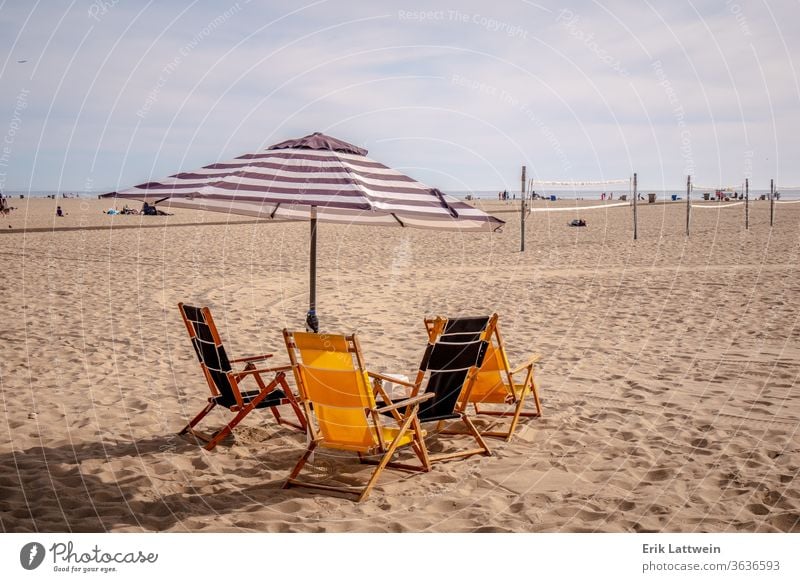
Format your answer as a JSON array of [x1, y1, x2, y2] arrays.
[[4, 188, 798, 201]]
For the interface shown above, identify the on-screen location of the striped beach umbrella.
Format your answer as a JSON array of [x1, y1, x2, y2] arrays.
[[102, 132, 504, 329]]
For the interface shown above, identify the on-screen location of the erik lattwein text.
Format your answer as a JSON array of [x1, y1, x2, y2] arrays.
[[644, 544, 721, 554]]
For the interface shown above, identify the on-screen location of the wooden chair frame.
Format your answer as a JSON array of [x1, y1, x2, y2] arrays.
[[372, 318, 494, 464], [178, 303, 307, 451], [424, 313, 542, 441], [282, 330, 433, 502], [373, 370, 492, 464]]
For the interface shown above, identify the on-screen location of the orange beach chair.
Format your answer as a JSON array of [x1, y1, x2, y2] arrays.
[[282, 330, 432, 502], [425, 314, 542, 441], [177, 304, 306, 450]]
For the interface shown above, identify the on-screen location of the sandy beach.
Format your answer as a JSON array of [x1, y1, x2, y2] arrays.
[[1, 196, 798, 533]]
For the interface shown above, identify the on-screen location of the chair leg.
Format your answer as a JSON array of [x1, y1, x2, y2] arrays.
[[286, 397, 308, 431], [280, 375, 308, 431], [505, 396, 527, 442], [203, 407, 250, 450], [531, 378, 543, 417], [203, 378, 279, 450], [251, 371, 302, 430], [179, 400, 216, 436], [270, 406, 283, 424], [410, 417, 431, 471], [359, 412, 416, 501], [461, 414, 492, 457], [285, 440, 318, 487]]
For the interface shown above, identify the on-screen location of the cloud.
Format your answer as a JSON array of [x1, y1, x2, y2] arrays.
[[0, 0, 797, 191]]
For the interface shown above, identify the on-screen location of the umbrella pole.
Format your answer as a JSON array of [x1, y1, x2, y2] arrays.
[[520, 165, 526, 252], [307, 206, 319, 332]]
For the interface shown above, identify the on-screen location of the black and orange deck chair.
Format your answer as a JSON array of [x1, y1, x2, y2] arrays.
[[425, 313, 542, 441], [177, 303, 306, 450], [376, 316, 493, 463], [282, 330, 433, 502]]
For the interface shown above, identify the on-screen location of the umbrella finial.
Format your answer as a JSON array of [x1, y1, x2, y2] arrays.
[[268, 132, 368, 156]]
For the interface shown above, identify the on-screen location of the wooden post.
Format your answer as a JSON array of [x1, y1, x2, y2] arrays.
[[770, 178, 774, 227], [307, 206, 319, 332], [686, 175, 691, 237], [633, 172, 638, 240], [520, 165, 526, 252], [745, 178, 749, 230]]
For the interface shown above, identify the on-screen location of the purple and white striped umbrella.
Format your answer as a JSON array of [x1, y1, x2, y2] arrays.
[[102, 132, 503, 231], [102, 132, 504, 330]]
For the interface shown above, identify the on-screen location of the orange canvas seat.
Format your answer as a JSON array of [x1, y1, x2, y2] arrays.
[[425, 313, 542, 441], [177, 304, 306, 450], [282, 330, 432, 502]]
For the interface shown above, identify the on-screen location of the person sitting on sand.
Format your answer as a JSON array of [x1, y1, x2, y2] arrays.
[[56, 206, 64, 217]]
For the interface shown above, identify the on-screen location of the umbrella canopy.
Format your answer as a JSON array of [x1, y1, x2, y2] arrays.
[[102, 132, 504, 231], [102, 132, 504, 330]]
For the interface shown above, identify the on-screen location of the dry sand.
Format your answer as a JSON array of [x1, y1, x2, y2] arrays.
[[1, 196, 798, 532]]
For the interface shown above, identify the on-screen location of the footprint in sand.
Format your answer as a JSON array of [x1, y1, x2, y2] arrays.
[[746, 503, 770, 516], [762, 490, 786, 507], [644, 468, 672, 482], [771, 513, 800, 533]]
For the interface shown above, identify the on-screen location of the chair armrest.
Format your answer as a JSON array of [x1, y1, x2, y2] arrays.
[[235, 364, 292, 378], [510, 354, 541, 375], [230, 353, 274, 364], [375, 392, 434, 414], [368, 371, 417, 388]]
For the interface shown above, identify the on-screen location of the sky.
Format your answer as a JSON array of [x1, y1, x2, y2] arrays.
[[0, 0, 798, 193]]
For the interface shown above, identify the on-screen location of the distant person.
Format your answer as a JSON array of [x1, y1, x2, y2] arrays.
[[56, 206, 64, 217], [609, 192, 613, 200]]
